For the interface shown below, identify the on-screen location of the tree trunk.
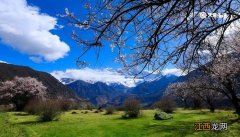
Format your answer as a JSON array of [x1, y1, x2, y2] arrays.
[[183, 99, 189, 109], [192, 99, 201, 109], [224, 81, 240, 115], [209, 104, 215, 113], [206, 98, 215, 113], [230, 94, 240, 115]]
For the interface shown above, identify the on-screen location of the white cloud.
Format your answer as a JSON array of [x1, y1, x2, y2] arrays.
[[51, 67, 185, 87], [143, 68, 185, 77], [198, 50, 211, 56], [0, 60, 7, 64], [29, 56, 42, 63], [162, 68, 185, 76], [51, 68, 143, 87], [0, 0, 70, 62], [202, 12, 240, 45]]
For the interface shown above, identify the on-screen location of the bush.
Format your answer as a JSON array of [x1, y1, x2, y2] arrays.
[[24, 99, 63, 122], [115, 106, 124, 111], [24, 99, 41, 115], [0, 104, 15, 112], [58, 99, 73, 111], [154, 95, 176, 113], [71, 111, 77, 114], [25, 98, 73, 115], [86, 104, 93, 110], [38, 100, 62, 122], [73, 103, 82, 110], [97, 106, 103, 112], [154, 111, 173, 120], [105, 106, 115, 114], [122, 98, 141, 118]]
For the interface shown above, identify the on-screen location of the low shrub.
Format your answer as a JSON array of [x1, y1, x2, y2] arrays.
[[24, 99, 41, 115], [38, 100, 62, 122], [122, 98, 141, 118], [97, 106, 103, 112], [71, 111, 77, 114], [154, 95, 176, 113], [86, 104, 93, 110], [105, 106, 115, 115], [0, 104, 15, 112], [115, 106, 124, 111], [25, 98, 75, 115], [58, 99, 73, 111], [24, 99, 62, 122]]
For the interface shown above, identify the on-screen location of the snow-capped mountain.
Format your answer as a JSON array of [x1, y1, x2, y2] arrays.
[[60, 78, 76, 84], [66, 75, 179, 106]]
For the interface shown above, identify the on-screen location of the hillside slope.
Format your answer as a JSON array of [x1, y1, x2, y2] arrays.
[[0, 63, 79, 100]]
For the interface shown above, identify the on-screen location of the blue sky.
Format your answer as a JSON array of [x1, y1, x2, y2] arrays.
[[0, 0, 183, 87], [0, 0, 121, 72]]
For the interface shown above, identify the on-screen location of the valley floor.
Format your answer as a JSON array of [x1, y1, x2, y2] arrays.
[[0, 109, 239, 137]]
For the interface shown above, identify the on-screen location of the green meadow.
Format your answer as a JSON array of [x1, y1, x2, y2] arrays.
[[0, 109, 239, 137]]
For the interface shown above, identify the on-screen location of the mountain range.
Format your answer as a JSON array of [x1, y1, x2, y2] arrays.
[[66, 75, 179, 106], [0, 63, 183, 106]]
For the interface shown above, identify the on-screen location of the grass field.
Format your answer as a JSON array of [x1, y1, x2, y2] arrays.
[[0, 109, 239, 137]]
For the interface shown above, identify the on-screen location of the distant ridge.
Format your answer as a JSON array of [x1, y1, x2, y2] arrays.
[[67, 75, 178, 106], [67, 80, 129, 105]]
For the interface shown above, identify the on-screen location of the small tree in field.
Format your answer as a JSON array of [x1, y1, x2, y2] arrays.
[[105, 106, 115, 115], [0, 77, 47, 110], [122, 98, 141, 118], [38, 99, 62, 122], [25, 98, 73, 115], [154, 95, 176, 113], [24, 99, 63, 122], [24, 98, 42, 115]]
